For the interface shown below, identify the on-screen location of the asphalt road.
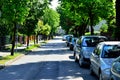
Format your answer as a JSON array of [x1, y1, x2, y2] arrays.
[[0, 36, 98, 80]]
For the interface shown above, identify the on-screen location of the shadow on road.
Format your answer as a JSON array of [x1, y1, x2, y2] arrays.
[[27, 40, 72, 55], [0, 60, 97, 80]]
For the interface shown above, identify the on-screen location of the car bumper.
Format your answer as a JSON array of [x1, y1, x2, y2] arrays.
[[83, 57, 90, 65], [102, 70, 110, 80]]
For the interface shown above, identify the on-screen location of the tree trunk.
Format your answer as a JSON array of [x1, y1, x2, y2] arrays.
[[34, 35, 36, 45], [0, 36, 6, 50], [74, 26, 78, 37], [90, 15, 94, 35], [88, 7, 94, 35], [36, 34, 38, 44], [11, 23, 17, 56], [27, 36, 30, 48], [78, 22, 88, 36], [90, 26, 94, 35], [78, 25, 84, 36], [115, 0, 120, 40]]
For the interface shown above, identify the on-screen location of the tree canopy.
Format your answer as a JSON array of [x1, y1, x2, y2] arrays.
[[1, 0, 31, 55], [43, 8, 60, 37], [58, 0, 115, 36]]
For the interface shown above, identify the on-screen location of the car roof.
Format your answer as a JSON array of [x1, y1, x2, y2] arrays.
[[81, 35, 107, 38], [80, 35, 107, 40], [100, 41, 120, 45]]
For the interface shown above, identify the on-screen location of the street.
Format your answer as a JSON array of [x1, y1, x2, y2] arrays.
[[0, 36, 97, 80]]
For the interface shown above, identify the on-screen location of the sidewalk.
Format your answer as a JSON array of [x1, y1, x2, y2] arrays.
[[0, 40, 44, 57], [0, 45, 26, 57]]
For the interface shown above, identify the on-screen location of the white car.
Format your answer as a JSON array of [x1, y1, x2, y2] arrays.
[[90, 41, 120, 80]]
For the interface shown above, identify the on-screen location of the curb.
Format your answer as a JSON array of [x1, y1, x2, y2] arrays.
[[0, 51, 31, 69], [5, 54, 25, 66], [5, 50, 32, 66]]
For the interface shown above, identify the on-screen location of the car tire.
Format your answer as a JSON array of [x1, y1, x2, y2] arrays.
[[79, 55, 84, 67], [90, 64, 94, 75], [110, 78, 114, 80], [73, 51, 75, 57], [70, 46, 72, 50], [70, 47, 73, 51], [67, 42, 69, 47]]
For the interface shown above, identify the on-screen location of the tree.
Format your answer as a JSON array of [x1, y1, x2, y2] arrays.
[[20, 19, 37, 48], [2, 0, 31, 55], [58, 0, 115, 36], [115, 0, 120, 40], [36, 20, 51, 40], [43, 8, 60, 38], [19, 0, 52, 46]]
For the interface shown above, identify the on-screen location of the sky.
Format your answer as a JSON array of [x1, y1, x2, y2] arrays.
[[50, 0, 59, 10]]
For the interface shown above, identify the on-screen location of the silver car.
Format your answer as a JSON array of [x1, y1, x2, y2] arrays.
[[110, 56, 120, 80], [90, 41, 120, 80], [74, 35, 107, 67]]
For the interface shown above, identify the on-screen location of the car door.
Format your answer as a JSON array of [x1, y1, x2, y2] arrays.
[[91, 44, 102, 75]]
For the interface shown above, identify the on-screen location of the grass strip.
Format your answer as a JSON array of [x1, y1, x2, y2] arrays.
[[0, 53, 21, 65]]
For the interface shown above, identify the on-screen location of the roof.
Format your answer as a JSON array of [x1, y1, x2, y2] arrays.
[[100, 41, 120, 45], [81, 35, 107, 37], [80, 35, 108, 40]]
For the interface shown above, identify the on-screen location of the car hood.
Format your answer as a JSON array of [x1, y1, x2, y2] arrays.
[[82, 47, 95, 52], [100, 58, 115, 69], [82, 47, 95, 58]]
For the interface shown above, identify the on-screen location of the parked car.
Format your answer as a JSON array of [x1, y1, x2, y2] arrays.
[[74, 35, 107, 67], [69, 37, 78, 51], [66, 35, 73, 47], [62, 35, 69, 41], [110, 56, 120, 80], [90, 41, 120, 80]]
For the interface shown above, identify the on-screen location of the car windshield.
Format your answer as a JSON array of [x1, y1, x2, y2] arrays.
[[102, 45, 120, 58], [82, 37, 106, 47]]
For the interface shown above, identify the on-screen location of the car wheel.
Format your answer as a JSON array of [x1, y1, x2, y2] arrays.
[[99, 72, 103, 80], [67, 43, 69, 47], [73, 51, 75, 56], [90, 64, 94, 75], [110, 78, 114, 80], [79, 55, 84, 67], [70, 46, 73, 51]]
